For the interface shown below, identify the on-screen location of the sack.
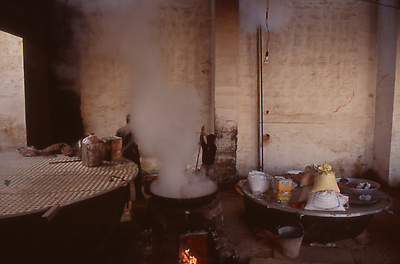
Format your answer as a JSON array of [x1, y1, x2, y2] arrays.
[[61, 144, 74, 156], [311, 171, 340, 193], [301, 165, 317, 186], [298, 185, 312, 203], [305, 190, 348, 211], [18, 146, 40, 157], [41, 143, 73, 156]]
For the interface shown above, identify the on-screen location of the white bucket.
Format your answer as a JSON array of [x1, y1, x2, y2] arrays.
[[247, 171, 271, 195], [277, 224, 304, 259]]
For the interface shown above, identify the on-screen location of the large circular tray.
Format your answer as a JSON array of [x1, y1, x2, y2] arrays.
[[238, 179, 392, 218], [0, 151, 138, 218]]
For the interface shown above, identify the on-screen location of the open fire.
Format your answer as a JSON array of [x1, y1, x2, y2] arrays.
[[148, 196, 227, 263], [179, 232, 208, 264], [179, 249, 197, 264]]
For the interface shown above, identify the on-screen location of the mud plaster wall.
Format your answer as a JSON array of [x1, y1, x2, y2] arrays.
[[0, 31, 26, 151], [67, 0, 397, 185], [253, 0, 378, 178], [214, 0, 239, 183], [215, 0, 380, 181], [77, 0, 212, 171]]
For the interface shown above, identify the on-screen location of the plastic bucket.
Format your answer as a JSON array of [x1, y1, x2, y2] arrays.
[[277, 222, 304, 258], [247, 171, 271, 195]]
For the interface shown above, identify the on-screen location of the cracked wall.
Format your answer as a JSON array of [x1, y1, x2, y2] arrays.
[[75, 0, 381, 182], [1, 0, 396, 185], [237, 0, 378, 178], [74, 0, 212, 173]]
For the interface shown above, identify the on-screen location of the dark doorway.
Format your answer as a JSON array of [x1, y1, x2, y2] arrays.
[[0, 0, 84, 149]]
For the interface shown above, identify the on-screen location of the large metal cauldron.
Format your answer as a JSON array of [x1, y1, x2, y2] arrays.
[[237, 179, 392, 243], [149, 180, 218, 208]]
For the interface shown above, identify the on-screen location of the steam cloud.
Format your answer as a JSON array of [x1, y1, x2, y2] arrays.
[[240, 0, 268, 33], [240, 0, 292, 33], [62, 0, 217, 198]]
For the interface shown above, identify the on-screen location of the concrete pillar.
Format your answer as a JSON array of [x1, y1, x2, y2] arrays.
[[389, 2, 400, 188], [373, 0, 400, 187], [214, 0, 239, 183]]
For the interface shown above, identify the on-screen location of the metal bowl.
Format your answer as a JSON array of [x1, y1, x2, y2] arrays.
[[336, 178, 380, 195]]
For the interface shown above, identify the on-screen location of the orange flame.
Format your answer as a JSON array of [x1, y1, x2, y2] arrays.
[[179, 249, 197, 264]]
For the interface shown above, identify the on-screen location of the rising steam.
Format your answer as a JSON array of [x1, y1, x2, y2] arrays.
[[62, 0, 217, 198], [240, 0, 292, 33]]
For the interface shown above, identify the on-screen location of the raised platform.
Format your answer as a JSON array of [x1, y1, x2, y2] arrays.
[[0, 151, 138, 263]]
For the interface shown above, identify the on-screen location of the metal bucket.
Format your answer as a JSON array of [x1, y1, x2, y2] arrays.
[[81, 142, 103, 167], [277, 221, 304, 258]]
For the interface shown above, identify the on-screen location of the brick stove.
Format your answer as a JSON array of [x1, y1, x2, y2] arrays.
[[179, 231, 209, 263], [146, 195, 238, 264]]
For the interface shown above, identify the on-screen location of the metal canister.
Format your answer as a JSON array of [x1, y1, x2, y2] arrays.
[[81, 142, 103, 167]]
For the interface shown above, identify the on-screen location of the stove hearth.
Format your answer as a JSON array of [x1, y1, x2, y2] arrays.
[[146, 195, 238, 264]]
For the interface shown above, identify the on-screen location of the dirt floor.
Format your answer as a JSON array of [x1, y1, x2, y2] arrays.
[[92, 185, 400, 264], [349, 187, 400, 264]]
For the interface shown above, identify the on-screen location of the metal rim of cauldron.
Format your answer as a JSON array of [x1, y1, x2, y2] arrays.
[[149, 181, 218, 208]]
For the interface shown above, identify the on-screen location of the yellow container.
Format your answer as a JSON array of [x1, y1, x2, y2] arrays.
[[110, 137, 122, 160], [102, 136, 123, 161], [274, 177, 293, 201], [274, 177, 293, 192], [276, 190, 292, 201], [120, 201, 132, 222]]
